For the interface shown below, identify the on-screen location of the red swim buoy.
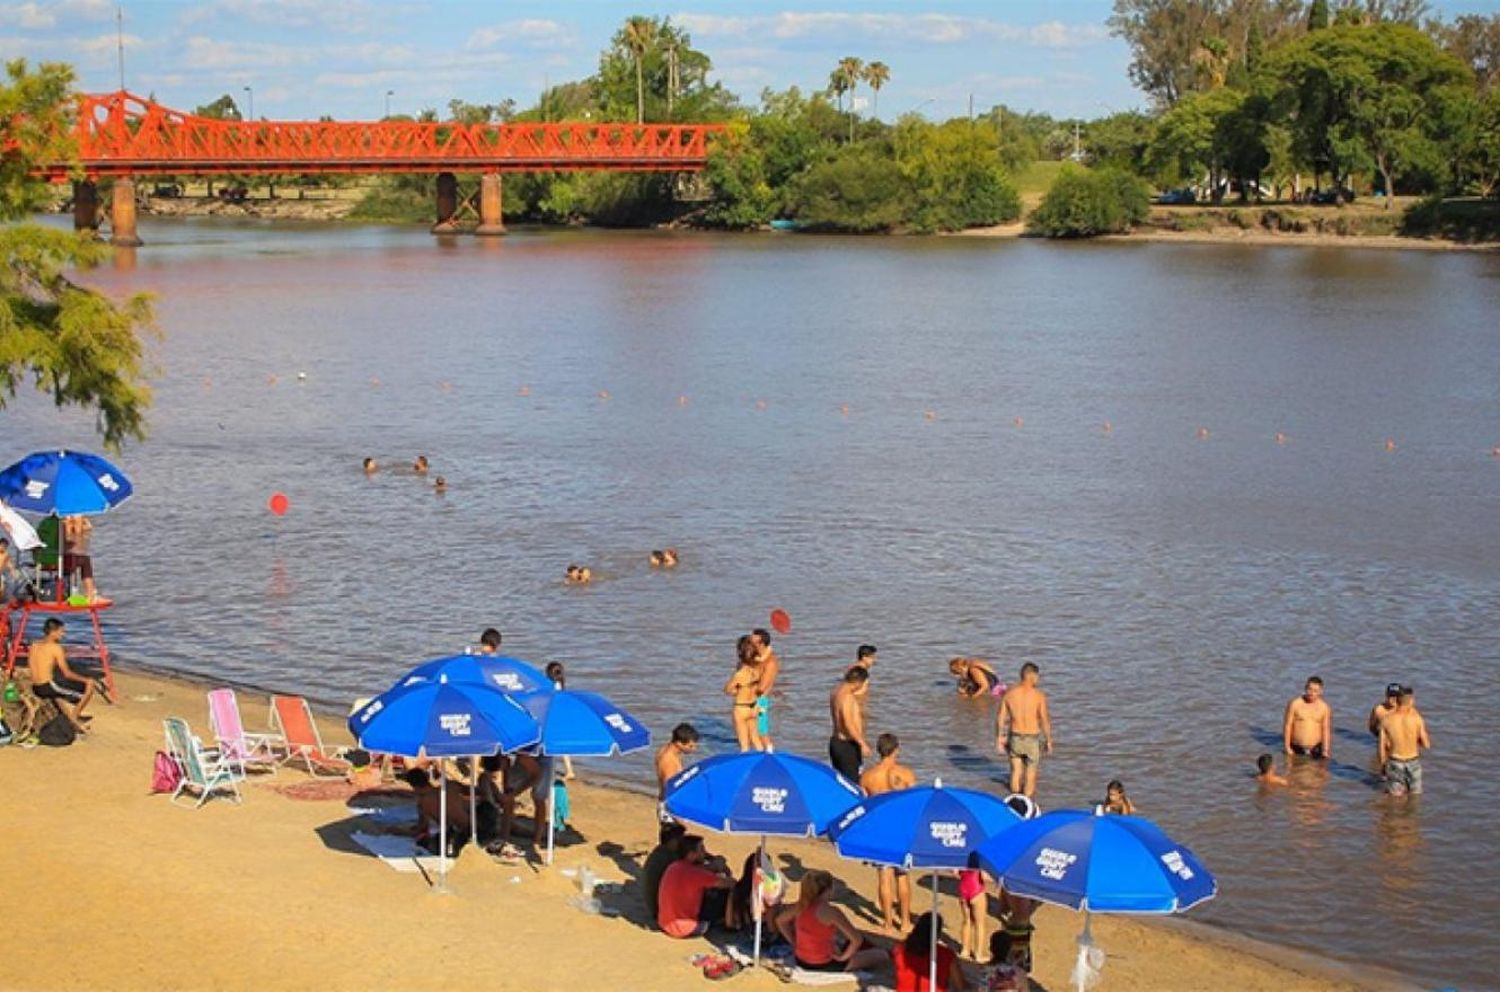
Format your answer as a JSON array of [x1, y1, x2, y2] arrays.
[[268, 492, 289, 516], [770, 609, 791, 635]]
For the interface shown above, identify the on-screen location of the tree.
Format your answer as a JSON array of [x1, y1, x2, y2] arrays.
[[1309, 0, 1331, 30], [1434, 14, 1500, 93], [863, 61, 890, 119], [623, 15, 657, 124], [1265, 22, 1473, 206], [836, 56, 864, 142], [0, 60, 155, 448], [786, 147, 906, 232], [1028, 166, 1151, 237]]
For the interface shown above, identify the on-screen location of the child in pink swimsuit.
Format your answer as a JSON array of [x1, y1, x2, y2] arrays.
[[958, 868, 987, 959]]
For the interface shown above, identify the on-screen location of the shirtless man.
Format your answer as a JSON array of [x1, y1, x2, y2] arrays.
[[828, 666, 871, 782], [29, 618, 96, 733], [1368, 683, 1402, 739], [751, 628, 780, 749], [860, 733, 916, 933], [853, 644, 877, 672], [996, 662, 1052, 797], [1283, 676, 1332, 760], [1378, 687, 1431, 799], [655, 722, 700, 822]]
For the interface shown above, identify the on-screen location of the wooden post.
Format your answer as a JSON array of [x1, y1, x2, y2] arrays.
[[109, 177, 143, 247], [475, 171, 505, 236]]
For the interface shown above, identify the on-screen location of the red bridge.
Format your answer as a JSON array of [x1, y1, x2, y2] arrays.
[[40, 91, 727, 245]]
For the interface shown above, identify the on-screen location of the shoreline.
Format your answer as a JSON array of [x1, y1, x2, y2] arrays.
[[110, 198, 1500, 253], [6, 658, 1424, 992]]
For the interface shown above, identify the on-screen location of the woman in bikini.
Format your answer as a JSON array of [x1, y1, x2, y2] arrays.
[[724, 635, 764, 752], [950, 657, 1003, 699]]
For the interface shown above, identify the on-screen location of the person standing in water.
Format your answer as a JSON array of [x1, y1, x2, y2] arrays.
[[1283, 676, 1332, 760], [859, 733, 916, 934], [751, 628, 780, 750], [1378, 687, 1431, 799], [724, 635, 764, 752], [996, 663, 1052, 798], [829, 667, 871, 782]]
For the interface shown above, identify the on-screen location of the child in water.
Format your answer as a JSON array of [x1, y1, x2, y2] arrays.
[[1099, 779, 1137, 815], [1255, 754, 1288, 786]]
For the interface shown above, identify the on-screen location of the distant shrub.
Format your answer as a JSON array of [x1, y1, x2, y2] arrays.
[[786, 148, 907, 233], [1027, 166, 1151, 238]]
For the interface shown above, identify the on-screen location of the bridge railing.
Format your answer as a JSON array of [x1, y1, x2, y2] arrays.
[[36, 91, 726, 178]]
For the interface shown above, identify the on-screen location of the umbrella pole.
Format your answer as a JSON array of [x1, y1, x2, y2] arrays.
[[547, 779, 556, 865], [438, 763, 448, 893], [1076, 911, 1094, 992], [469, 756, 479, 852], [753, 835, 765, 965], [930, 871, 940, 992]]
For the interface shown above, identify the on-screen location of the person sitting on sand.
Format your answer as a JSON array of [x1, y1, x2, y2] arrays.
[[28, 619, 96, 733], [891, 911, 966, 990], [363, 457, 378, 475], [474, 755, 524, 859], [413, 455, 429, 475], [1099, 779, 1137, 815], [724, 635, 764, 752], [774, 870, 889, 973], [729, 848, 786, 931], [657, 834, 736, 937], [642, 822, 687, 922], [1255, 754, 1288, 786], [950, 658, 1002, 699], [1283, 676, 1332, 760], [656, 722, 699, 822], [981, 930, 1030, 991], [403, 767, 470, 856]]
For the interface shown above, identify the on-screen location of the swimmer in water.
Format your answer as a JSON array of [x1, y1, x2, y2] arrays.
[[1255, 754, 1288, 786], [949, 657, 1002, 699], [566, 565, 580, 583], [662, 548, 678, 568], [413, 455, 429, 475], [1099, 779, 1137, 815], [649, 550, 665, 567], [363, 457, 378, 475], [576, 566, 592, 584], [433, 476, 447, 494]]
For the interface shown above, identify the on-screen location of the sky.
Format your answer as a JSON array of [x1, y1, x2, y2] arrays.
[[3, 0, 1498, 121]]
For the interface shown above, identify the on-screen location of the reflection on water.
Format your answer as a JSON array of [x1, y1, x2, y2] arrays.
[[9, 217, 1500, 989]]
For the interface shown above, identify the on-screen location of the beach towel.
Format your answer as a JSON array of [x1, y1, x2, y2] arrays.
[[724, 946, 861, 986], [349, 831, 442, 873]]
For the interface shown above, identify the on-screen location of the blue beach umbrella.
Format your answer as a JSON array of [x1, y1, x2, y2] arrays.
[[349, 674, 541, 890], [0, 449, 133, 515], [515, 689, 651, 864], [975, 810, 1217, 992], [664, 751, 862, 964], [402, 652, 552, 695], [829, 781, 1025, 990]]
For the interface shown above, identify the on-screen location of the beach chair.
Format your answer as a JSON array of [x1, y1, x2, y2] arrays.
[[271, 695, 351, 778], [162, 717, 243, 809], [207, 688, 283, 776]]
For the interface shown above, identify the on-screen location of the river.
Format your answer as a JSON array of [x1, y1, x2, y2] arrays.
[[10, 217, 1500, 989]]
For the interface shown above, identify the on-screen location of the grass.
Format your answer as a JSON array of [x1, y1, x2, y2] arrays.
[[1014, 160, 1070, 211]]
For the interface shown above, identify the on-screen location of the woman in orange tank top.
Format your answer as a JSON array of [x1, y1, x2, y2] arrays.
[[773, 870, 890, 973]]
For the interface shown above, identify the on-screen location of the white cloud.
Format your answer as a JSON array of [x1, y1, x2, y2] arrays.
[[673, 11, 1105, 48], [466, 19, 574, 51], [315, 52, 513, 88], [0, 0, 111, 29], [180, 37, 419, 71], [181, 0, 380, 31], [76, 32, 143, 55]]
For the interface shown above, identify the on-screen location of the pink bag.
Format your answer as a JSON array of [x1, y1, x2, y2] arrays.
[[151, 750, 183, 794]]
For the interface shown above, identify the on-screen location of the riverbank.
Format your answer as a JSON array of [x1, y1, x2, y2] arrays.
[[4, 664, 1422, 992]]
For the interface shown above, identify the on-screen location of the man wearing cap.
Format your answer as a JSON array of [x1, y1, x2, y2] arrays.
[[1367, 683, 1403, 741]]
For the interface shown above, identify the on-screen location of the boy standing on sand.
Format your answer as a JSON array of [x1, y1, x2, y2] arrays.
[[1378, 687, 1431, 799], [1283, 676, 1332, 760], [655, 723, 699, 822], [860, 734, 916, 933], [996, 663, 1052, 798]]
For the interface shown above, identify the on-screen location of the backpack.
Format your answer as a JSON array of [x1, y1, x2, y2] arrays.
[[151, 750, 183, 794], [37, 713, 76, 747]]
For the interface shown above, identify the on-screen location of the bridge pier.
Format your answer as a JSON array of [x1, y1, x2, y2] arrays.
[[475, 172, 506, 236], [432, 172, 459, 234], [109, 177, 143, 247], [72, 181, 100, 234]]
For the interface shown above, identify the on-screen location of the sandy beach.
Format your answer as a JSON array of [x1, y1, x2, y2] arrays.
[[4, 666, 1422, 992]]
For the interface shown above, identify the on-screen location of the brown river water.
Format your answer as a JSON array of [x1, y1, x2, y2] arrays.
[[10, 217, 1500, 990]]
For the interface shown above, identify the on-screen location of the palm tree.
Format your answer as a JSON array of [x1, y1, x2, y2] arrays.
[[623, 16, 658, 124], [828, 68, 849, 114], [863, 61, 890, 120], [837, 56, 864, 141]]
